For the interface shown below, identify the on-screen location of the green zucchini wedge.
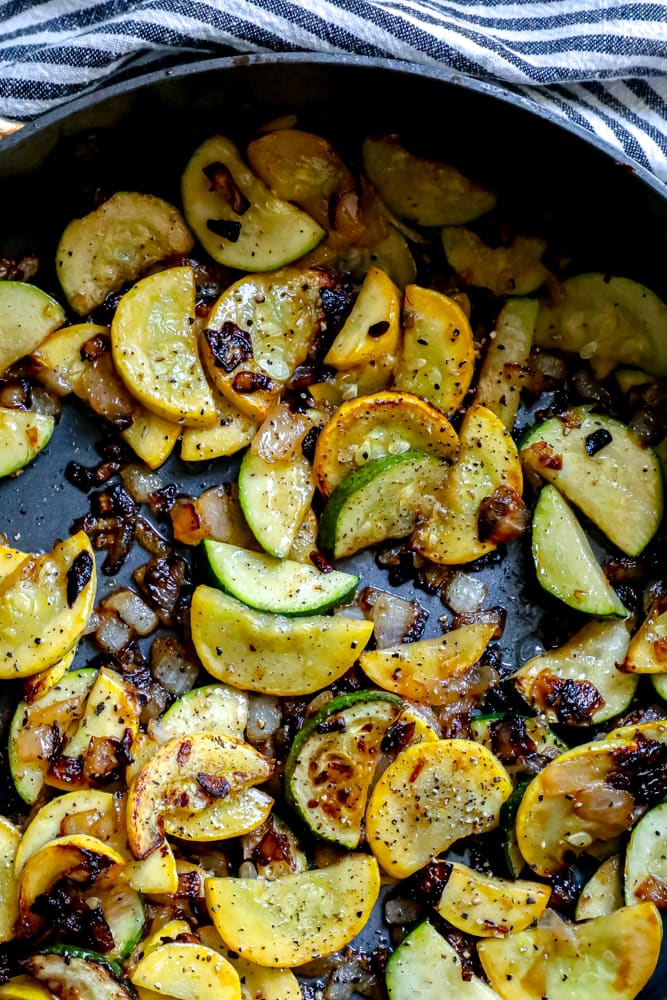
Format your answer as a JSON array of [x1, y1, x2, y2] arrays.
[[513, 617, 636, 726], [285, 690, 401, 848], [386, 920, 499, 1000], [0, 408, 54, 477], [181, 134, 325, 271], [624, 801, 667, 907], [202, 540, 359, 615], [25, 946, 137, 1000], [0, 280, 65, 373], [318, 450, 447, 559], [521, 406, 663, 556], [531, 485, 628, 616]]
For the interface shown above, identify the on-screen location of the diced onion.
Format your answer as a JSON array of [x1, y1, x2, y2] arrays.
[[120, 464, 164, 503], [442, 572, 488, 614], [246, 695, 282, 743]]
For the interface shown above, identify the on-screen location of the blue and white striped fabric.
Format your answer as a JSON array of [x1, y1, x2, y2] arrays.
[[1, 0, 667, 182]]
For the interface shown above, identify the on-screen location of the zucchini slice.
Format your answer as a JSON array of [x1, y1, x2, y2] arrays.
[[362, 135, 496, 226], [393, 285, 475, 416], [520, 406, 663, 556], [181, 135, 324, 271], [0, 408, 54, 477], [8, 668, 97, 804], [0, 530, 96, 680], [575, 854, 624, 920], [624, 800, 667, 907], [0, 280, 65, 373], [284, 691, 401, 848], [366, 739, 512, 878], [513, 618, 636, 726], [202, 540, 359, 615], [324, 265, 401, 370], [475, 298, 538, 431], [205, 853, 380, 967], [130, 941, 241, 1000], [200, 268, 331, 421], [111, 266, 216, 428], [190, 585, 373, 696], [442, 227, 550, 296], [98, 885, 145, 960], [0, 817, 19, 943], [238, 448, 315, 559], [25, 947, 137, 1000], [55, 191, 194, 315], [313, 390, 459, 498], [318, 450, 447, 559], [531, 485, 628, 616], [386, 920, 499, 1000], [150, 683, 248, 743], [412, 403, 523, 565], [623, 593, 667, 673], [499, 780, 530, 878], [535, 273, 667, 378], [359, 623, 496, 704], [478, 904, 662, 1000], [431, 859, 551, 936]]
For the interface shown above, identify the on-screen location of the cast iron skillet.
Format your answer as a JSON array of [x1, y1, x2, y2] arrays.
[[1, 53, 667, 997]]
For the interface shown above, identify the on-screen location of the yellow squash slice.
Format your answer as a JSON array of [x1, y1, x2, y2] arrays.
[[163, 785, 273, 843], [127, 731, 273, 858], [324, 265, 402, 370], [394, 285, 474, 415], [199, 924, 302, 1000], [246, 128, 355, 230], [313, 390, 459, 497], [14, 789, 117, 875], [478, 904, 662, 1000], [190, 585, 373, 695], [442, 228, 550, 296], [18, 833, 125, 934], [111, 266, 216, 427], [55, 191, 194, 315], [131, 942, 241, 1000], [0, 978, 53, 1000], [0, 817, 20, 943], [0, 531, 96, 679], [359, 623, 497, 704], [205, 853, 380, 967], [367, 739, 512, 878], [515, 738, 643, 876], [200, 268, 331, 421], [432, 860, 551, 936], [60, 666, 139, 762], [180, 381, 258, 461], [22, 648, 75, 704], [413, 403, 523, 564], [33, 322, 181, 468], [362, 135, 496, 226]]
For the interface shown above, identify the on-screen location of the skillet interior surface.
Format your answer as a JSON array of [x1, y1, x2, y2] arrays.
[[1, 53, 667, 997]]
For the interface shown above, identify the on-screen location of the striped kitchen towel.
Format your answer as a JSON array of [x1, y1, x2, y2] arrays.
[[0, 0, 666, 181]]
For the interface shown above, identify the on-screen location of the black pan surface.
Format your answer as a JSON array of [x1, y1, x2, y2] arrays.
[[1, 53, 667, 998]]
